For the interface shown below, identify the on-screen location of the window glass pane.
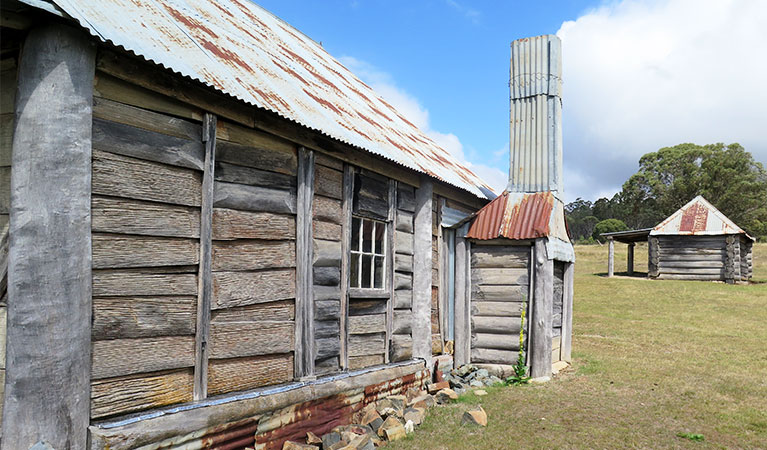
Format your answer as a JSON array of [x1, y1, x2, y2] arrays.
[[362, 220, 373, 253], [350, 253, 360, 288], [374, 223, 385, 256], [351, 217, 361, 252], [361, 255, 372, 288], [374, 256, 384, 288]]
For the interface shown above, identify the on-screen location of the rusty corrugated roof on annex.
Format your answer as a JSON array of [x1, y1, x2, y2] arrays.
[[651, 195, 753, 240], [45, 0, 494, 199], [466, 191, 554, 240]]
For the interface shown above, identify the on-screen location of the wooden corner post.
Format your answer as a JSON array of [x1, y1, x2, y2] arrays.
[[295, 147, 315, 378], [627, 242, 635, 276], [530, 239, 553, 379], [560, 262, 574, 362], [453, 223, 470, 366], [2, 24, 96, 448], [412, 176, 433, 362], [607, 237, 614, 277]]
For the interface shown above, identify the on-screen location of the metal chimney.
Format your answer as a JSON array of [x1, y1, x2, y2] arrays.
[[508, 35, 563, 197]]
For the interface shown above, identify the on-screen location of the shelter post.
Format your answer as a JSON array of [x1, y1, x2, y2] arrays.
[[627, 242, 635, 276], [2, 23, 96, 448], [607, 237, 614, 277]]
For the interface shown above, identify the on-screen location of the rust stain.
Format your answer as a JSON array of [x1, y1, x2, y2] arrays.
[[467, 192, 554, 240], [679, 203, 708, 233]]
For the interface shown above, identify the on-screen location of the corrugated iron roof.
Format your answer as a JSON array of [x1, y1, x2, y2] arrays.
[[39, 0, 494, 199], [651, 195, 753, 239], [466, 191, 567, 241]]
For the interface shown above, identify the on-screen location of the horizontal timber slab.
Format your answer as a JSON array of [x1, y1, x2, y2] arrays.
[[211, 300, 295, 323], [348, 314, 386, 334], [471, 268, 529, 286], [395, 230, 414, 256], [472, 333, 521, 351], [394, 253, 413, 273], [395, 212, 413, 233], [471, 301, 524, 317], [212, 208, 295, 240], [92, 96, 201, 141], [313, 239, 342, 268], [315, 300, 341, 321], [471, 316, 522, 334], [471, 347, 518, 365], [212, 269, 295, 310], [349, 298, 388, 316], [390, 335, 413, 362], [314, 165, 343, 200], [92, 196, 200, 238], [91, 336, 195, 379], [314, 319, 340, 338], [208, 354, 294, 397], [348, 355, 384, 370], [315, 337, 341, 360], [471, 284, 527, 302], [92, 234, 199, 269], [348, 333, 386, 357], [93, 270, 197, 297], [392, 310, 412, 334], [393, 290, 412, 309], [91, 369, 194, 420], [92, 296, 196, 340], [471, 246, 529, 269], [215, 161, 296, 189], [93, 150, 202, 207], [212, 240, 295, 271], [213, 181, 296, 215], [209, 321, 294, 359], [313, 195, 343, 225], [313, 220, 342, 241], [215, 120, 295, 161]]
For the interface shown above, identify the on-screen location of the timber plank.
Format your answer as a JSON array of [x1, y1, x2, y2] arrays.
[[314, 165, 343, 200], [215, 161, 296, 189], [315, 299, 341, 321], [472, 333, 520, 351], [91, 336, 195, 379], [471, 268, 529, 286], [471, 284, 527, 302], [390, 335, 413, 362], [92, 117, 204, 170], [348, 333, 386, 357], [313, 220, 342, 241], [209, 321, 294, 359], [91, 369, 194, 419], [0, 69, 16, 115], [207, 354, 294, 397], [471, 246, 529, 269], [212, 269, 295, 310], [471, 301, 524, 317], [212, 300, 294, 323], [92, 96, 201, 141], [92, 150, 202, 207], [395, 212, 413, 233], [395, 253, 413, 273], [0, 166, 9, 214], [348, 314, 386, 335], [349, 298, 388, 316], [0, 113, 12, 166], [215, 120, 295, 157], [315, 337, 341, 359], [92, 233, 199, 269], [212, 208, 295, 240], [397, 186, 415, 212], [471, 348, 517, 365], [215, 138, 296, 176], [92, 196, 200, 238], [313, 266, 341, 286], [93, 270, 197, 297], [395, 272, 413, 290], [395, 230, 414, 256], [315, 319, 340, 338], [393, 290, 412, 309], [313, 195, 343, 225], [392, 310, 412, 334], [471, 316, 522, 334], [212, 240, 295, 271], [315, 152, 343, 170], [213, 181, 296, 215], [92, 296, 196, 340], [349, 355, 384, 370], [313, 239, 342, 268]]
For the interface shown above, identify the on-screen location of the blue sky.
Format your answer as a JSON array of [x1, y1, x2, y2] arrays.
[[254, 0, 767, 202]]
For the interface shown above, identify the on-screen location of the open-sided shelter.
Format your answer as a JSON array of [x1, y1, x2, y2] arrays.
[[0, 1, 573, 447], [602, 196, 754, 282]]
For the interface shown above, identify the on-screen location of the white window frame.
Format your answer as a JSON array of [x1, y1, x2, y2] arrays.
[[349, 216, 387, 291]]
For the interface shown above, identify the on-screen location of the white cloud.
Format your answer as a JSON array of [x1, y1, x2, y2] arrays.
[[339, 55, 508, 194], [557, 0, 767, 202], [445, 0, 481, 24]]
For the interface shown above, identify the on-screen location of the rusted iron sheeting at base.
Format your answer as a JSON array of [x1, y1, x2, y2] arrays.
[[38, 0, 493, 199], [466, 191, 553, 241]]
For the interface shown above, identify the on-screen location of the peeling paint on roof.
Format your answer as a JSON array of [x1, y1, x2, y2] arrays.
[[466, 191, 569, 242], [651, 195, 753, 240], [44, 0, 494, 198]]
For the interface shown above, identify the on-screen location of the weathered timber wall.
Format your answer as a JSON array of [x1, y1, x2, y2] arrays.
[[740, 236, 753, 280], [348, 170, 390, 369], [431, 195, 442, 355], [469, 244, 530, 365], [391, 183, 415, 362], [209, 119, 297, 395], [88, 362, 427, 450], [313, 154, 344, 374], [656, 235, 727, 281], [90, 75, 204, 419], [0, 31, 18, 429]]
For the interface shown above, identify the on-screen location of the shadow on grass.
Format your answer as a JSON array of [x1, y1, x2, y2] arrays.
[[595, 271, 648, 278]]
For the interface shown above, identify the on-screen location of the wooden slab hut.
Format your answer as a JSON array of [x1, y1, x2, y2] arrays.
[[602, 196, 754, 283], [0, 1, 573, 447]]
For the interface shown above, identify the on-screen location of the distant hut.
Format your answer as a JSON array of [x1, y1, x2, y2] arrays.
[[602, 196, 754, 283]]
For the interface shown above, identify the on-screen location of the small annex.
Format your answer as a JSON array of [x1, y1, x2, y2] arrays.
[[0, 1, 573, 448], [602, 196, 754, 283]]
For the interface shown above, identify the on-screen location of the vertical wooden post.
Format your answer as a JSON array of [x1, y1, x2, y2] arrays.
[[193, 113, 217, 400], [295, 147, 315, 378], [453, 224, 469, 366], [385, 180, 396, 363], [340, 165, 353, 370], [648, 237, 660, 279], [627, 242, 635, 276], [607, 237, 614, 277], [560, 262, 574, 362], [530, 239, 553, 379], [412, 176, 433, 361], [2, 24, 95, 448]]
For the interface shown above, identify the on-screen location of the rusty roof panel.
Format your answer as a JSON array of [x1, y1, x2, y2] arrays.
[[651, 195, 753, 239], [467, 191, 559, 241], [47, 0, 494, 199]]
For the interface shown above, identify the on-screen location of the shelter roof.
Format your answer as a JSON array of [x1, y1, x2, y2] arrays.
[[600, 228, 652, 243], [651, 196, 753, 240], [33, 0, 494, 199]]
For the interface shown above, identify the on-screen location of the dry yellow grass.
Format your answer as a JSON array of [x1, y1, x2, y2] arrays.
[[390, 243, 767, 449]]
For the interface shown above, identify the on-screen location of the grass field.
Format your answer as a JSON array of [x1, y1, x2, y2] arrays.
[[390, 243, 767, 449]]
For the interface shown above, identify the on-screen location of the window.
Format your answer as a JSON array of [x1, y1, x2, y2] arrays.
[[350, 216, 386, 289]]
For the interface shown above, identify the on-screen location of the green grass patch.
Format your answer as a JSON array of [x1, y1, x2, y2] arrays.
[[388, 243, 767, 449]]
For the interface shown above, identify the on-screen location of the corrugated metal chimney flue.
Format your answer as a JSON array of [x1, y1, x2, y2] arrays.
[[508, 35, 563, 197]]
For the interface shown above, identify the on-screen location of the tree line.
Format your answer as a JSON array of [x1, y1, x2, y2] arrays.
[[566, 143, 767, 243]]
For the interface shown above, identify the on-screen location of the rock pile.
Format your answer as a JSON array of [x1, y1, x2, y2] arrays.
[[280, 386, 442, 449], [441, 365, 503, 394]]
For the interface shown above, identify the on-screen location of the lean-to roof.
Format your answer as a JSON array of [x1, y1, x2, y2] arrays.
[[34, 0, 494, 199]]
